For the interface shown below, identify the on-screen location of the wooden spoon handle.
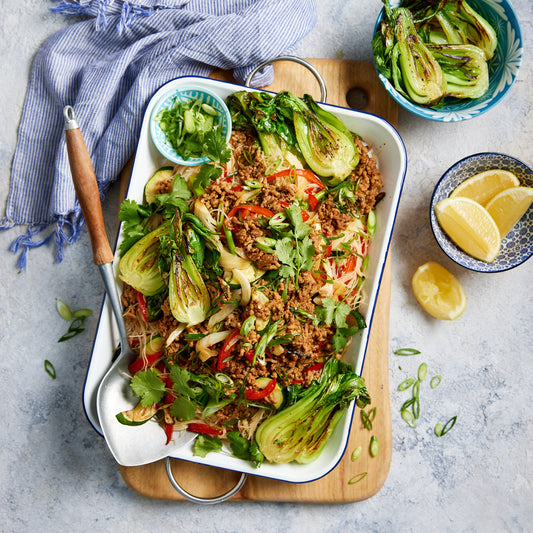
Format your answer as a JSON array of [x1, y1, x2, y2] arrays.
[[64, 107, 114, 265]]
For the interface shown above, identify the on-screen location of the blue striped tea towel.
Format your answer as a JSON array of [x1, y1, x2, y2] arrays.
[[1, 0, 317, 269]]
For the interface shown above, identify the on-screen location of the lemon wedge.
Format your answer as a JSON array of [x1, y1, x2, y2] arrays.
[[434, 197, 501, 262], [412, 261, 466, 320], [449, 169, 520, 206], [485, 186, 533, 239]]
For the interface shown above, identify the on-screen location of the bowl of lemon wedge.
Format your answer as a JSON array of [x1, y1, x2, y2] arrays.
[[431, 153, 533, 272]]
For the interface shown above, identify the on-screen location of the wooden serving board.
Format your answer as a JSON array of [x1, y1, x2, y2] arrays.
[[118, 59, 396, 502]]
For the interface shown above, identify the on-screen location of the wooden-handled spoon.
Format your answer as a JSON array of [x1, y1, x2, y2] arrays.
[[63, 105, 196, 467], [63, 105, 130, 359]]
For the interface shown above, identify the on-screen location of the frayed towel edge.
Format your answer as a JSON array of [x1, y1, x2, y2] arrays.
[[1, 215, 85, 270], [51, 0, 157, 33]]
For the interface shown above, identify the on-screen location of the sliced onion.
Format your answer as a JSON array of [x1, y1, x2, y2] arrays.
[[165, 324, 186, 347], [219, 247, 252, 270], [236, 189, 261, 204], [194, 200, 218, 233], [196, 330, 231, 362], [207, 303, 236, 330], [233, 269, 251, 306]]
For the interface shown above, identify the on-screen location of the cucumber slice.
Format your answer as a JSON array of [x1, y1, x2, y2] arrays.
[[116, 403, 158, 426], [255, 377, 283, 409], [146, 335, 164, 355], [144, 167, 175, 204]]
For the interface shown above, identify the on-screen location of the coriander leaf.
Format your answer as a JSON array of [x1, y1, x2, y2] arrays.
[[119, 198, 151, 224], [203, 128, 231, 164], [286, 203, 312, 239], [169, 396, 197, 420], [169, 365, 197, 398], [193, 434, 222, 457], [279, 264, 296, 278], [274, 237, 295, 266], [334, 301, 352, 328], [227, 430, 249, 458], [130, 369, 166, 407], [227, 431, 264, 467], [332, 325, 360, 353], [315, 298, 353, 329], [168, 175, 192, 200], [248, 441, 265, 467], [118, 199, 154, 255], [192, 163, 222, 197], [156, 175, 192, 215], [299, 236, 316, 271], [315, 297, 336, 325]]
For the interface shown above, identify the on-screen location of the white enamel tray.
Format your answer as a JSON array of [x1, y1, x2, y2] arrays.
[[83, 75, 407, 485]]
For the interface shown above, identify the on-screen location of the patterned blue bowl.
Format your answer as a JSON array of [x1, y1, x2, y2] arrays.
[[430, 153, 533, 272], [373, 0, 523, 122], [150, 86, 232, 166]]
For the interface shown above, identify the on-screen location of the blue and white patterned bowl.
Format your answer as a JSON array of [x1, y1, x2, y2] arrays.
[[150, 86, 232, 166], [430, 153, 533, 272], [373, 0, 523, 122]]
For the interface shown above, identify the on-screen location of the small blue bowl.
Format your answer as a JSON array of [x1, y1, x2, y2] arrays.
[[150, 86, 232, 166], [430, 153, 533, 272], [373, 0, 523, 122]]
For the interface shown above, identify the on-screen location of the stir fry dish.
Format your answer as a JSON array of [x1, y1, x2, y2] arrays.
[[115, 90, 382, 466]]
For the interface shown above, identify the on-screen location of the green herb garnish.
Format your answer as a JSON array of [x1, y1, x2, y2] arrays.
[[394, 348, 421, 356], [44, 359, 56, 379], [434, 416, 457, 437], [348, 472, 368, 484], [131, 369, 166, 407], [369, 435, 379, 457]]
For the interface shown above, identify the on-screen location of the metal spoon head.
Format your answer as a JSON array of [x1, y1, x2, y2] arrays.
[[96, 350, 196, 466]]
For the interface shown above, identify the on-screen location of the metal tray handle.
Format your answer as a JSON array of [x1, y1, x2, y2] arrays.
[[245, 55, 327, 102], [165, 458, 247, 504]]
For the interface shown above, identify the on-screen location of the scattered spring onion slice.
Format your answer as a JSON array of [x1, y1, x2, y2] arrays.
[[351, 446, 362, 461], [367, 210, 377, 235], [411, 380, 421, 419], [401, 396, 419, 424], [56, 299, 93, 342], [215, 373, 233, 385], [348, 472, 368, 484], [412, 379, 420, 399], [394, 348, 421, 356], [398, 378, 414, 391], [72, 308, 93, 318], [44, 359, 56, 379], [55, 298, 72, 321], [369, 435, 379, 457], [401, 397, 416, 411], [401, 409, 416, 428], [418, 362, 428, 381], [361, 406, 377, 430], [430, 375, 442, 389], [240, 315, 255, 337], [412, 396, 420, 420], [435, 416, 457, 437]]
